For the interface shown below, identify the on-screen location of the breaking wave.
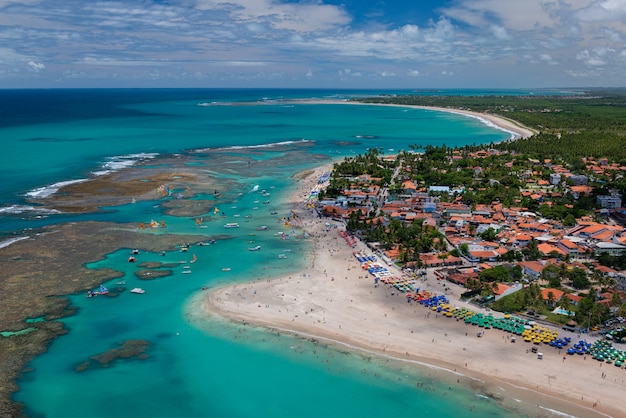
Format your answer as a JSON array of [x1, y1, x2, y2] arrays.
[[194, 139, 313, 153], [25, 152, 159, 199]]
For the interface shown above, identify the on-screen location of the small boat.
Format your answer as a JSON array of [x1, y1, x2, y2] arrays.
[[257, 225, 268, 231], [128, 256, 136, 263], [182, 270, 192, 274], [131, 249, 140, 255], [130, 288, 145, 294], [278, 254, 287, 259], [248, 245, 261, 251], [221, 267, 231, 272], [224, 223, 240, 228], [87, 284, 109, 298]]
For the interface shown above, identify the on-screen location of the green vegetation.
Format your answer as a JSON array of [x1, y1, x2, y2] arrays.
[[323, 91, 626, 329], [318, 148, 395, 200], [355, 89, 626, 164]]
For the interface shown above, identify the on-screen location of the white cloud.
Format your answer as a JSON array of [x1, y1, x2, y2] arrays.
[[540, 54, 558, 65], [440, 1, 557, 31], [0, 0, 625, 87], [490, 25, 510, 40], [424, 18, 453, 42], [576, 49, 606, 66], [79, 57, 170, 67], [298, 21, 455, 62], [0, 0, 40, 6], [573, 0, 626, 22], [195, 0, 351, 32], [27, 60, 45, 72]]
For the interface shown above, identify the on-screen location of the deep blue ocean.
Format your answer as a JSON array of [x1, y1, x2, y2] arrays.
[[0, 89, 561, 417]]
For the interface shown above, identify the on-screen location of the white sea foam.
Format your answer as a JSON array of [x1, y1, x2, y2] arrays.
[[445, 112, 521, 140], [537, 406, 578, 417], [25, 179, 89, 199], [25, 153, 159, 199], [198, 102, 231, 106], [195, 139, 312, 153], [91, 152, 159, 176], [468, 114, 521, 140], [0, 236, 30, 249], [0, 205, 61, 215]]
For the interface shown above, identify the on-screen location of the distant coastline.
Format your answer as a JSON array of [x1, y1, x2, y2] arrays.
[[277, 98, 537, 140]]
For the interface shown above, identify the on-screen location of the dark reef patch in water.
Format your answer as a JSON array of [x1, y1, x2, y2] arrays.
[[331, 140, 361, 147], [75, 339, 151, 372]]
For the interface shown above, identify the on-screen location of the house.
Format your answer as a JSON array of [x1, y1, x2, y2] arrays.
[[492, 283, 511, 300], [418, 253, 464, 267], [519, 261, 546, 280], [537, 243, 566, 257], [512, 233, 533, 247], [557, 238, 580, 258], [564, 293, 583, 306], [541, 288, 565, 304], [467, 250, 499, 263]]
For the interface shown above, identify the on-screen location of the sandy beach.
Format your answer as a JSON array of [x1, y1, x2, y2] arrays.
[[197, 145, 626, 417]]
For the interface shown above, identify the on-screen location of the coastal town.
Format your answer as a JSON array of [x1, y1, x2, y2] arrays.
[[315, 146, 626, 337], [205, 122, 626, 417]]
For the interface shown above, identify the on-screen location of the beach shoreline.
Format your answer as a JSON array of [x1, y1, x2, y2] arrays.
[[279, 98, 537, 140], [197, 164, 624, 418]]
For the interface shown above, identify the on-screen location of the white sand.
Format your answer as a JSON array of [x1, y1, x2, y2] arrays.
[[194, 111, 623, 417]]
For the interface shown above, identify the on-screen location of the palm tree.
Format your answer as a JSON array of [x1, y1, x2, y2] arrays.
[[611, 292, 622, 308], [557, 296, 572, 324]]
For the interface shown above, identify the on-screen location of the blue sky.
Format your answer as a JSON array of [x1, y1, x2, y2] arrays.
[[0, 0, 625, 88]]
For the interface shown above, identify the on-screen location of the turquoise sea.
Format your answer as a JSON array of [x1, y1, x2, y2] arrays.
[[1, 89, 562, 418]]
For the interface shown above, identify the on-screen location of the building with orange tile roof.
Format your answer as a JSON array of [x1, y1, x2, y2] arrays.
[[537, 243, 566, 256], [541, 288, 565, 303]]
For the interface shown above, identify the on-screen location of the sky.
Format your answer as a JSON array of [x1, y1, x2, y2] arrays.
[[0, 0, 625, 88]]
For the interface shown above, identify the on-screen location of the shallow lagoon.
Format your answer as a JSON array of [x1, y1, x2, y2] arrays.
[[3, 89, 541, 417]]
